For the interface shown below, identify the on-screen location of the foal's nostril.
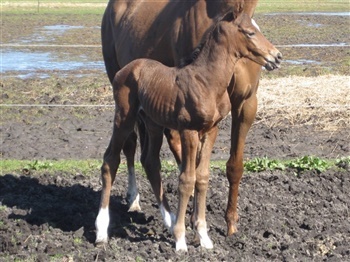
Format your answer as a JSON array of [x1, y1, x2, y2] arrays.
[[277, 52, 283, 61]]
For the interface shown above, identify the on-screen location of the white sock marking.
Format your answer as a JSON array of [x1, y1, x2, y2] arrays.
[[160, 203, 175, 231], [175, 233, 188, 252], [95, 207, 109, 243]]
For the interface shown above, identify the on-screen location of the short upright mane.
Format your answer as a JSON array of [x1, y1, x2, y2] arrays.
[[178, 12, 233, 68]]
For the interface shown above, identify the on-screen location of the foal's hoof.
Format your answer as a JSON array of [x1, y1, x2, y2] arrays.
[[95, 238, 108, 248], [175, 238, 188, 252], [197, 229, 214, 249]]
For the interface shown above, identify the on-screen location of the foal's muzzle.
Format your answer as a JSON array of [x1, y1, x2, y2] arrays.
[[264, 51, 283, 71]]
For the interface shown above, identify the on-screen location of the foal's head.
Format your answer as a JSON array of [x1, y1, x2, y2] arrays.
[[218, 11, 282, 71]]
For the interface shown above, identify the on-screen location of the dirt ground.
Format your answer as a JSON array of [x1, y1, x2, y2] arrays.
[[1, 10, 349, 262]]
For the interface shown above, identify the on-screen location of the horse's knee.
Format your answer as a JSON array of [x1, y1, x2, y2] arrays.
[[195, 172, 210, 192], [226, 159, 243, 184], [179, 174, 196, 197]]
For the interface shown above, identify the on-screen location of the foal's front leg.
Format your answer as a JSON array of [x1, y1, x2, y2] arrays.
[[173, 130, 199, 251], [192, 126, 218, 249]]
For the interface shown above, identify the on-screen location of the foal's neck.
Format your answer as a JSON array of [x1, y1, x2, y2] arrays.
[[190, 33, 238, 91]]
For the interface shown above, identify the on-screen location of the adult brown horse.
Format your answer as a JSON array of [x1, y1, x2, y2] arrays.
[[96, 11, 282, 251], [97, 0, 262, 240]]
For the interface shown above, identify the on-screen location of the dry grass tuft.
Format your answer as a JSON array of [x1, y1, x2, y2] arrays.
[[256, 75, 349, 131]]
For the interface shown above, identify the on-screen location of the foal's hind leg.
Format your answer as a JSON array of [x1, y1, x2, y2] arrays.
[[141, 117, 175, 230], [164, 129, 182, 167], [123, 131, 141, 212], [95, 128, 125, 244], [192, 127, 218, 249], [95, 105, 137, 244]]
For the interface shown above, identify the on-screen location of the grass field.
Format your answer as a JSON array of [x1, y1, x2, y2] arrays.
[[2, 0, 349, 14]]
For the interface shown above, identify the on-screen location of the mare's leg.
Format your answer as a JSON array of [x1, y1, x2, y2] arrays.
[[141, 118, 174, 230], [173, 130, 199, 252], [123, 131, 141, 211], [192, 127, 218, 249], [164, 128, 182, 167], [226, 94, 257, 236]]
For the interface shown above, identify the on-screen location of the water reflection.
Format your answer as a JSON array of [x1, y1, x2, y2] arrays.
[[1, 51, 104, 73], [285, 59, 321, 65]]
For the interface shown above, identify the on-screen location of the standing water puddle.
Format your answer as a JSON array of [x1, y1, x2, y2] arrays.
[[0, 50, 104, 78]]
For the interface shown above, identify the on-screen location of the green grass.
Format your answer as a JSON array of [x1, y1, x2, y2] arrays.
[[1, 156, 349, 176], [1, 159, 102, 176], [2, 0, 349, 14], [257, 0, 349, 13]]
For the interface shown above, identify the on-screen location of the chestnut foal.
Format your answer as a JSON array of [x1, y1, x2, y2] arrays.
[[96, 12, 282, 251]]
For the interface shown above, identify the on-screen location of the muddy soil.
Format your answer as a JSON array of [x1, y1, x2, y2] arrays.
[[1, 10, 349, 262]]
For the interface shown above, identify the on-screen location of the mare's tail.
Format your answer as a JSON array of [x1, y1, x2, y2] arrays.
[[101, 3, 120, 84]]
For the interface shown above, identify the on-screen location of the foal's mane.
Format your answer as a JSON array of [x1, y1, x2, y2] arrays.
[[178, 11, 235, 68]]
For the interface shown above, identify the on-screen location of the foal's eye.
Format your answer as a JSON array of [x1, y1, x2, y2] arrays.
[[246, 31, 255, 37]]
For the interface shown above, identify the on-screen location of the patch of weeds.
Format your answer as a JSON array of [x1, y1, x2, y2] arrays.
[[49, 254, 65, 262], [335, 156, 350, 170], [210, 160, 226, 171], [245, 157, 286, 172], [287, 156, 330, 174], [0, 204, 7, 212], [23, 160, 53, 172], [135, 256, 144, 262], [73, 237, 83, 245], [161, 160, 178, 177]]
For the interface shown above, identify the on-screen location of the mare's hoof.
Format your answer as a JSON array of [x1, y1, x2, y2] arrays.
[[227, 223, 238, 236], [127, 193, 141, 212], [128, 202, 141, 212]]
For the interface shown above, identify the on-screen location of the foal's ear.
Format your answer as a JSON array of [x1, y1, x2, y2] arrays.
[[222, 11, 236, 22]]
